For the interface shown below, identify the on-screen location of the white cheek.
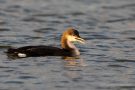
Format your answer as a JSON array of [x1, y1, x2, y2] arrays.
[[67, 36, 76, 42]]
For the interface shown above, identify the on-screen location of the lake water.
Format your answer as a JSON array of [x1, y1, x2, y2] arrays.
[[0, 0, 135, 90]]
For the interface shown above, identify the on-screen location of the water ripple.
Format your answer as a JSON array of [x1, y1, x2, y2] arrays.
[[4, 81, 24, 84], [0, 28, 10, 31], [114, 59, 135, 62], [0, 0, 135, 90], [18, 76, 37, 79]]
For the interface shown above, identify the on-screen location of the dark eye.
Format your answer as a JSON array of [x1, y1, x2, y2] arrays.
[[72, 34, 76, 36]]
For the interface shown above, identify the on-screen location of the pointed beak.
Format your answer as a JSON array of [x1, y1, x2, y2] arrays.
[[75, 37, 85, 44]]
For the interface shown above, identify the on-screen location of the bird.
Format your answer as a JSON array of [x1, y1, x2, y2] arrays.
[[6, 27, 85, 58]]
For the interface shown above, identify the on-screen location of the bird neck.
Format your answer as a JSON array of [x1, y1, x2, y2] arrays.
[[61, 36, 80, 56]]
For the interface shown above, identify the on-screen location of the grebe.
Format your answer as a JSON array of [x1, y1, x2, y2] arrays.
[[6, 27, 85, 58]]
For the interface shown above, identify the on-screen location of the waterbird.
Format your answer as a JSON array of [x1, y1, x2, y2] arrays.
[[6, 27, 85, 58]]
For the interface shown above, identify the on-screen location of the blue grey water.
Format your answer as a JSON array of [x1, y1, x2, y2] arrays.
[[0, 0, 135, 90]]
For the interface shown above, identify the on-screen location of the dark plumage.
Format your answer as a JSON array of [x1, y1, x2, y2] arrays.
[[7, 46, 71, 57]]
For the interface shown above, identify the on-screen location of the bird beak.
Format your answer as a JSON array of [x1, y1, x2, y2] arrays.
[[75, 37, 85, 44]]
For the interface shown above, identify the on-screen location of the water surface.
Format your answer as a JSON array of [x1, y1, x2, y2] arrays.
[[0, 0, 135, 90]]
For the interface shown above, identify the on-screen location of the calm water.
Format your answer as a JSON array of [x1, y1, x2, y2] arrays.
[[0, 0, 135, 90]]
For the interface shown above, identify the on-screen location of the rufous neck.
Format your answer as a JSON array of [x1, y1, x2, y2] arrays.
[[61, 36, 80, 55], [61, 37, 71, 49]]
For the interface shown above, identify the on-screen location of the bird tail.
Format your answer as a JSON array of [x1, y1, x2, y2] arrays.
[[6, 47, 17, 54]]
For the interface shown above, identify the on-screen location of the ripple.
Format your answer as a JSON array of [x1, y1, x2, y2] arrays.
[[0, 28, 10, 31], [98, 26, 111, 29], [127, 37, 135, 40], [96, 45, 110, 48], [91, 34, 113, 39], [59, 80, 69, 84], [69, 12, 85, 16], [3, 70, 14, 73], [108, 64, 129, 68], [55, 85, 65, 88], [102, 3, 135, 9], [5, 5, 22, 12], [121, 30, 135, 34], [4, 81, 24, 84], [32, 13, 59, 17], [48, 20, 62, 24], [0, 74, 10, 77], [107, 18, 133, 23], [22, 17, 46, 22], [19, 63, 30, 66], [0, 66, 17, 69], [18, 76, 37, 79], [0, 45, 11, 49], [115, 59, 135, 62], [116, 85, 135, 89], [33, 28, 57, 33], [0, 21, 6, 25]]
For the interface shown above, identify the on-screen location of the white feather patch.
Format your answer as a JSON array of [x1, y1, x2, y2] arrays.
[[18, 53, 27, 57]]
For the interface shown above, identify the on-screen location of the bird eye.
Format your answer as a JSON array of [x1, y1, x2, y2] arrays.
[[72, 34, 76, 36]]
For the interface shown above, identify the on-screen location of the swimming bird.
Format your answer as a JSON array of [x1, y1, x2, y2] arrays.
[[6, 27, 85, 58]]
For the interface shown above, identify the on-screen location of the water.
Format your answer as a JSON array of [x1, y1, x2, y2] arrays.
[[0, 0, 135, 90]]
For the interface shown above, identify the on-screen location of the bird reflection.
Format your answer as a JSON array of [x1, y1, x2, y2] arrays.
[[63, 56, 87, 67]]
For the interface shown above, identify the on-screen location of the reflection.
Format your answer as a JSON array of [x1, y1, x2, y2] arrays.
[[63, 56, 87, 67], [6, 54, 20, 60], [64, 70, 82, 82], [62, 56, 86, 82]]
